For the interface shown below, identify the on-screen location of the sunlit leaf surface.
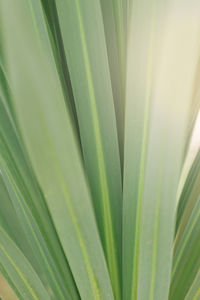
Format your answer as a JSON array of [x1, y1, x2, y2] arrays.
[[0, 0, 200, 299]]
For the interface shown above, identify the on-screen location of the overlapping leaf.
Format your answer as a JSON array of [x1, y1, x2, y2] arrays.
[[185, 269, 200, 300], [54, 0, 122, 297], [0, 1, 200, 300], [0, 227, 50, 300], [175, 149, 200, 250], [0, 0, 114, 299], [0, 95, 78, 299], [123, 1, 200, 299], [170, 196, 200, 299]]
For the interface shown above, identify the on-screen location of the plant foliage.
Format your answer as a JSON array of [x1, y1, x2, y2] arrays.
[[0, 0, 200, 299]]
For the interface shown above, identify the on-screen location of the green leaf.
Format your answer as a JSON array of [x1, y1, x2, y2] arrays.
[[0, 62, 18, 129], [54, 0, 122, 297], [0, 162, 73, 300], [170, 196, 200, 299], [1, 0, 114, 299], [123, 0, 200, 299], [0, 97, 79, 299], [40, 0, 81, 142], [123, 0, 169, 298], [175, 150, 200, 249], [185, 269, 200, 300], [0, 227, 50, 300], [0, 172, 44, 300], [100, 0, 124, 161], [0, 173, 39, 273]]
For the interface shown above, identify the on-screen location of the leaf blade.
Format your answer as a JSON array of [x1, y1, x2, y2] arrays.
[[0, 227, 50, 300], [54, 0, 123, 297], [1, 0, 114, 298]]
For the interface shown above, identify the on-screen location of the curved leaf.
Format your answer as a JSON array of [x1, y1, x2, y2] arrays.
[[170, 197, 200, 299], [175, 150, 200, 249], [0, 97, 79, 299], [0, 227, 50, 300], [1, 0, 114, 299], [55, 0, 122, 297], [185, 269, 200, 300], [123, 1, 200, 299]]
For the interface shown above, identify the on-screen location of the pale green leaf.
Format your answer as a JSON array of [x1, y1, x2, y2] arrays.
[[0, 97, 79, 299], [100, 0, 124, 161], [123, 1, 200, 299], [175, 150, 200, 250], [185, 269, 200, 300], [0, 0, 114, 299], [170, 196, 200, 299], [54, 0, 122, 297], [0, 163, 73, 299], [0, 227, 50, 300], [0, 173, 39, 276], [40, 0, 81, 141]]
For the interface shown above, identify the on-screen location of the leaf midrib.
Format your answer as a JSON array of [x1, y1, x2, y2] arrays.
[[0, 230, 40, 300], [1, 165, 66, 300], [130, 0, 157, 298], [74, 0, 120, 298]]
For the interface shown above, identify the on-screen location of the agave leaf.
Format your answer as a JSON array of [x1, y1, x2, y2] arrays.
[[0, 97, 79, 299], [123, 0, 200, 299], [0, 227, 50, 300], [0, 173, 40, 266], [0, 175, 22, 244], [0, 100, 77, 298], [0, 0, 114, 299], [175, 150, 200, 250], [39, 0, 81, 141], [111, 0, 126, 66], [0, 173, 43, 284], [100, 0, 124, 161], [176, 110, 200, 212], [170, 196, 200, 299], [0, 62, 18, 129], [123, 0, 170, 298], [185, 269, 200, 300], [54, 0, 122, 297], [0, 175, 42, 300], [0, 161, 73, 299]]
